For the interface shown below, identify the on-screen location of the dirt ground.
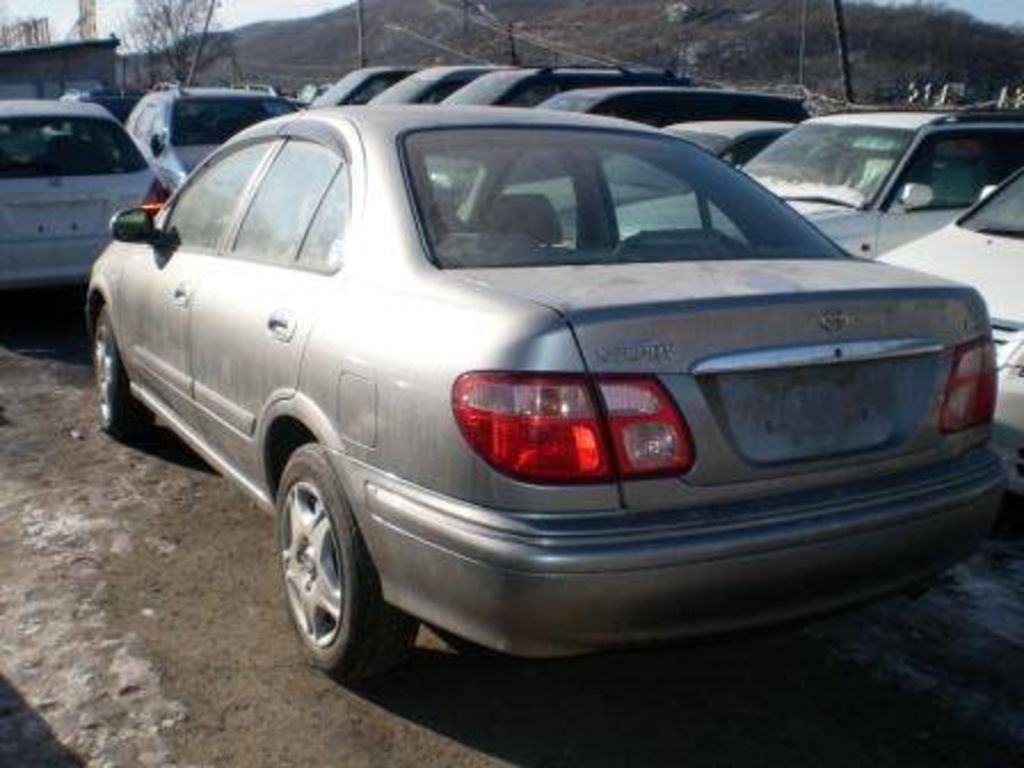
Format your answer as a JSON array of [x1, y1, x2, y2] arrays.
[[1, 288, 1022, 768]]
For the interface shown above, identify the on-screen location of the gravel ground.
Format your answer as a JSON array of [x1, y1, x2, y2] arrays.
[[1, 288, 1022, 768]]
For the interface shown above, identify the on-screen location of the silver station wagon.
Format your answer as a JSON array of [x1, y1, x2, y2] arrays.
[[88, 107, 1005, 681]]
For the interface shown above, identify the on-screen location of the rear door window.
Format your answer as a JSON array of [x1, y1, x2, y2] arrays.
[[165, 142, 271, 251], [233, 141, 341, 264], [297, 167, 351, 271], [0, 116, 147, 177]]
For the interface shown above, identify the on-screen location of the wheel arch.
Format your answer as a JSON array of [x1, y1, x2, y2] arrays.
[[85, 284, 111, 338], [260, 394, 345, 500]]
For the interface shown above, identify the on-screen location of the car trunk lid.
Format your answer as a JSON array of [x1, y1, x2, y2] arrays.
[[455, 259, 988, 499]]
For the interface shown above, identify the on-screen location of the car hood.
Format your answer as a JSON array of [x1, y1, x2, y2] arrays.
[[882, 224, 1024, 327], [787, 200, 862, 222]]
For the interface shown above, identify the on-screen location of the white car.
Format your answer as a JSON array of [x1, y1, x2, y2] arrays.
[[746, 111, 1024, 258], [884, 168, 1024, 494], [0, 100, 163, 290]]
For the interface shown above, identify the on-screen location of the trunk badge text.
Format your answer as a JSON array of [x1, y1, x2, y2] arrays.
[[596, 340, 675, 366], [819, 309, 853, 334]]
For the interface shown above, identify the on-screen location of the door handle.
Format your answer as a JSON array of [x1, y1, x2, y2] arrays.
[[267, 310, 296, 342], [172, 283, 191, 307]]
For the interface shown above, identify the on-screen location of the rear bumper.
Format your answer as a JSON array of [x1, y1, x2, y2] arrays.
[[347, 449, 1004, 657], [0, 238, 104, 290], [994, 369, 1024, 495]]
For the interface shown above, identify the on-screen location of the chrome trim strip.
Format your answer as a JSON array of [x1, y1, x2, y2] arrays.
[[691, 338, 944, 375]]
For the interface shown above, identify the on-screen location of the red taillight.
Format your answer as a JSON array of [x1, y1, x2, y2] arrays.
[[597, 377, 695, 478], [940, 337, 997, 434], [452, 372, 693, 484], [141, 179, 170, 214], [452, 373, 611, 483]]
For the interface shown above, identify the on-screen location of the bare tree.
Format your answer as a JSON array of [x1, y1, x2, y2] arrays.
[[123, 0, 228, 84]]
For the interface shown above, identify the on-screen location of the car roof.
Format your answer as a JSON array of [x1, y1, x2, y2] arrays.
[[148, 86, 288, 101], [664, 120, 795, 138], [552, 86, 803, 103], [343, 65, 416, 78], [407, 65, 508, 81], [0, 99, 117, 121], [809, 111, 947, 130]]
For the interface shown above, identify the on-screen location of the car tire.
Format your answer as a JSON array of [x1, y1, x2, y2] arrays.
[[276, 444, 419, 682], [93, 307, 152, 441]]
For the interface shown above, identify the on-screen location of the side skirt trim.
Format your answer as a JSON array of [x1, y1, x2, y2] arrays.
[[131, 382, 274, 513]]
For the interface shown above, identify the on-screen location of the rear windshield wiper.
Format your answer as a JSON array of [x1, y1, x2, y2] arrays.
[[782, 195, 861, 210]]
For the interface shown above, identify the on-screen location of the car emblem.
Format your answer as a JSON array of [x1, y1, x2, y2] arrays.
[[596, 340, 675, 366], [819, 309, 851, 334]]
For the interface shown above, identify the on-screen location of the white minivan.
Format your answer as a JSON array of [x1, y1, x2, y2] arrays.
[[0, 101, 161, 290]]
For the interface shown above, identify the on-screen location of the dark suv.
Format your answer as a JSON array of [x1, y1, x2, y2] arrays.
[[539, 87, 809, 127], [442, 67, 690, 107]]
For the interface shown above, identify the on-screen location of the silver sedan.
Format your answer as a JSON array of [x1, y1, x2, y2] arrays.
[[87, 106, 1004, 682]]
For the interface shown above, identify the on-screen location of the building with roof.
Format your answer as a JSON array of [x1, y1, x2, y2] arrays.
[[0, 38, 120, 100]]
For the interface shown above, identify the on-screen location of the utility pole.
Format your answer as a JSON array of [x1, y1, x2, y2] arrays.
[[186, 0, 217, 86], [797, 0, 809, 86], [831, 0, 854, 102], [506, 23, 518, 65], [356, 0, 367, 68]]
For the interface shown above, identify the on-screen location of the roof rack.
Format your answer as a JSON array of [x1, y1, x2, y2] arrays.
[[533, 65, 679, 78]]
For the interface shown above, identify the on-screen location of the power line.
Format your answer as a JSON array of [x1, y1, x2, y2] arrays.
[[435, 0, 636, 67], [383, 23, 493, 64]]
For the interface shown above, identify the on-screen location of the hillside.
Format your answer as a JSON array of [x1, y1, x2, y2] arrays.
[[185, 0, 1024, 104]]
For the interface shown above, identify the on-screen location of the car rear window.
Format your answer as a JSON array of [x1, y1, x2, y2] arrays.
[[597, 92, 809, 128], [171, 98, 296, 146], [0, 116, 147, 177], [404, 128, 843, 269]]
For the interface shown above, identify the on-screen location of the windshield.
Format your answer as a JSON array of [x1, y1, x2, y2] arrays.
[[171, 98, 296, 146], [746, 123, 914, 208], [0, 116, 147, 177], [404, 128, 844, 269], [960, 171, 1024, 238]]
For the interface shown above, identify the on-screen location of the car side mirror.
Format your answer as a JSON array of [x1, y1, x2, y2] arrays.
[[899, 183, 934, 212], [150, 132, 167, 157], [111, 207, 160, 244]]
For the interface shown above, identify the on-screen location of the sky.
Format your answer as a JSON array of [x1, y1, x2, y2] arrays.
[[12, 0, 1024, 40]]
